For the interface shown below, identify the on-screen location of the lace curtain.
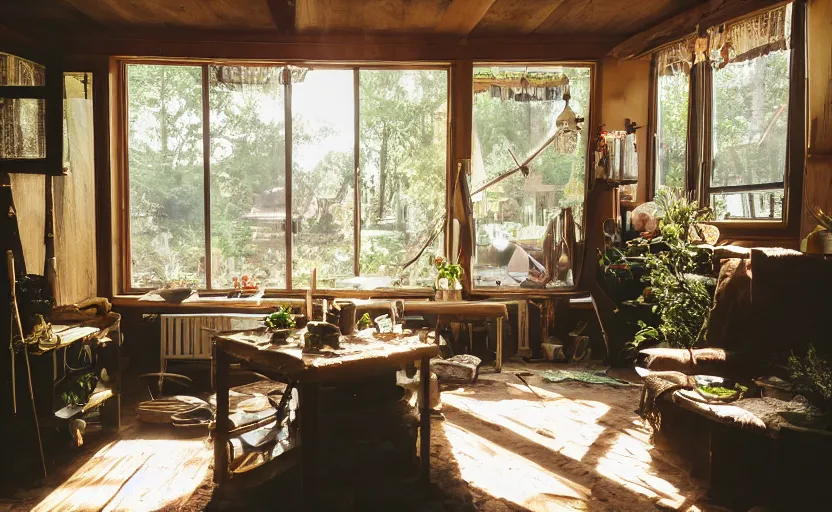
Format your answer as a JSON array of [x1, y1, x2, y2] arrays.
[[210, 65, 308, 89], [655, 38, 694, 76], [654, 4, 791, 72], [473, 71, 570, 102], [0, 53, 47, 159], [708, 3, 791, 68]]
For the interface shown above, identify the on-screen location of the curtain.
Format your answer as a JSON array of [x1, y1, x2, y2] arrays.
[[709, 4, 791, 68], [655, 38, 694, 76]]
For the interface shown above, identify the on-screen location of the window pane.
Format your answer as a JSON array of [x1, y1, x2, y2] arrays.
[[655, 71, 688, 191], [127, 65, 205, 288], [0, 52, 45, 86], [712, 50, 790, 220], [292, 69, 355, 289], [358, 69, 447, 290], [209, 66, 286, 289], [712, 189, 784, 220], [0, 98, 45, 159], [472, 66, 589, 288]]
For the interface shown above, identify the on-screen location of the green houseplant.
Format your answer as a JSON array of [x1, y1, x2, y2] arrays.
[[626, 191, 715, 354], [264, 306, 296, 344], [432, 256, 463, 300]]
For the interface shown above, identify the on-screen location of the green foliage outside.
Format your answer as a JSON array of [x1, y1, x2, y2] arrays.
[[471, 66, 590, 286], [127, 65, 446, 290], [656, 50, 790, 219]]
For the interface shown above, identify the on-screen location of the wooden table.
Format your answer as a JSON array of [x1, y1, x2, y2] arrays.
[[402, 301, 509, 371], [212, 328, 439, 509]]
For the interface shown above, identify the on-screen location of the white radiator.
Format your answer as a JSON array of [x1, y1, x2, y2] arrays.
[[159, 314, 263, 370]]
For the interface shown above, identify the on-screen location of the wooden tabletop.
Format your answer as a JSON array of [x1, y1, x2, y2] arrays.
[[402, 300, 508, 318], [214, 328, 439, 383]]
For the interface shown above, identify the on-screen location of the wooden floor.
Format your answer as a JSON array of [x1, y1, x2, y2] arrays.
[[13, 363, 709, 512], [25, 427, 211, 512]]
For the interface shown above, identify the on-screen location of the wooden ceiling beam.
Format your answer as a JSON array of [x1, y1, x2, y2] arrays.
[[60, 30, 617, 62], [608, 0, 787, 59], [519, 0, 569, 35], [530, 0, 570, 34], [267, 0, 296, 34], [435, 0, 497, 35]]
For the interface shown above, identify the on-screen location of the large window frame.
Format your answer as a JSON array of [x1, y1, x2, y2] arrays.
[[648, 1, 806, 237], [467, 61, 596, 294], [116, 60, 451, 294]]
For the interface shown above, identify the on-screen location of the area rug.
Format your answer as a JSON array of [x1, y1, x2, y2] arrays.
[[539, 369, 633, 387]]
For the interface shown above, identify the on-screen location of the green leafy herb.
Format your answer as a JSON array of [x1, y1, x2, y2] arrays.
[[788, 344, 832, 411], [264, 306, 295, 330], [357, 312, 372, 330]]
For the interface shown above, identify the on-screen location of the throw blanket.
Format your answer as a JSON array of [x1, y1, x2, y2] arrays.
[[639, 371, 694, 431]]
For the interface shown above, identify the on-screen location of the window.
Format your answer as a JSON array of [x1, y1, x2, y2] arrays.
[[471, 65, 590, 289], [124, 63, 447, 291], [359, 70, 447, 289], [711, 46, 790, 220], [0, 51, 64, 175], [654, 42, 690, 192], [651, 3, 798, 223]]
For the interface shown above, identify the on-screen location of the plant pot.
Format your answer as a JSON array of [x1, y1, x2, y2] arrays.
[[445, 289, 462, 301], [434, 289, 446, 301], [269, 329, 291, 344]]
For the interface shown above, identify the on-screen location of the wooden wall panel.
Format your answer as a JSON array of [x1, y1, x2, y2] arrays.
[[9, 174, 45, 273], [55, 74, 97, 305], [802, 0, 832, 238], [7, 76, 97, 305], [598, 57, 651, 203]]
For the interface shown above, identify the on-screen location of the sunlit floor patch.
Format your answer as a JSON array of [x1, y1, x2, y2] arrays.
[[443, 382, 610, 462], [32, 438, 211, 512], [595, 431, 688, 509], [442, 420, 590, 511]]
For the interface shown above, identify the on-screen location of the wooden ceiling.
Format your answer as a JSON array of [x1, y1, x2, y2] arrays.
[[3, 0, 705, 39]]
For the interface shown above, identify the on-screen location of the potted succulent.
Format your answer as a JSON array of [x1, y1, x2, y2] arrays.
[[264, 306, 296, 344], [432, 256, 463, 301]]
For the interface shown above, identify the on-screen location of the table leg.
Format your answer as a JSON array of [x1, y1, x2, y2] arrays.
[[420, 355, 431, 486], [213, 346, 229, 484], [495, 317, 503, 373], [467, 323, 473, 354], [300, 381, 320, 511]]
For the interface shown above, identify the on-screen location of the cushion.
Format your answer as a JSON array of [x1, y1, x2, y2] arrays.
[[640, 347, 730, 375]]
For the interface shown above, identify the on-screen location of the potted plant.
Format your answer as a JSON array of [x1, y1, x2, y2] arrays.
[[803, 206, 832, 255], [264, 306, 296, 344], [432, 256, 463, 301]]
